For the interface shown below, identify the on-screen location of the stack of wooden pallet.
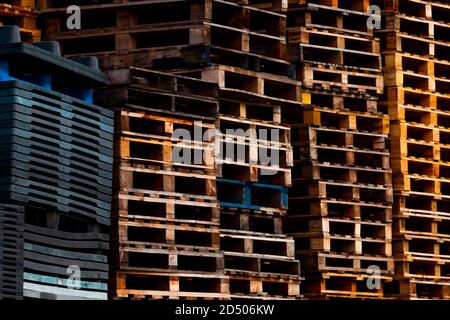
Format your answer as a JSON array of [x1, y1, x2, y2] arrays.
[[376, 0, 450, 300], [40, 0, 303, 299], [96, 67, 229, 300], [202, 69, 302, 299], [284, 0, 394, 299], [168, 2, 303, 300], [0, 26, 113, 300], [0, 0, 39, 42]]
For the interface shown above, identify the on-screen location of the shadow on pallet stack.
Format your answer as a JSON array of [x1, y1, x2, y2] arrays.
[[284, 0, 394, 299], [375, 0, 450, 300], [0, 25, 113, 300]]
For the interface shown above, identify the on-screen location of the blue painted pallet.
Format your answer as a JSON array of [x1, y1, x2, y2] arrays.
[[217, 178, 289, 211]]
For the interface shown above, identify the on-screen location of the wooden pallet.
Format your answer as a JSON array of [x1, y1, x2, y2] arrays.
[[223, 250, 300, 276], [287, 215, 391, 243], [294, 161, 392, 187], [116, 217, 220, 250], [303, 272, 391, 300], [114, 271, 230, 299], [228, 273, 301, 299], [384, 278, 450, 300], [0, 2, 40, 42], [221, 208, 284, 233], [98, 68, 219, 120], [219, 98, 285, 125], [41, 0, 288, 61], [117, 247, 225, 273], [289, 198, 392, 222], [380, 31, 449, 61], [290, 42, 381, 72], [289, 1, 375, 35], [293, 142, 390, 171], [176, 64, 302, 105], [221, 229, 295, 258], [383, 12, 450, 42], [116, 193, 220, 225], [216, 133, 293, 186], [380, 0, 450, 22], [301, 252, 394, 275], [290, 179, 393, 204], [296, 64, 383, 95], [289, 26, 379, 55]]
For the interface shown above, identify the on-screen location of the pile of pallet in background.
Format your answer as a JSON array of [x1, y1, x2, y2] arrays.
[[376, 0, 450, 300], [284, 0, 394, 299], [0, 0, 39, 42]]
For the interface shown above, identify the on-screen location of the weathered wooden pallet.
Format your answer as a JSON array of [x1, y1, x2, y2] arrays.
[[380, 31, 449, 60], [118, 247, 224, 273], [42, 0, 288, 60], [294, 160, 392, 187], [288, 198, 393, 222], [221, 208, 284, 234], [394, 173, 450, 199], [221, 229, 295, 258], [116, 192, 220, 225], [224, 251, 300, 276], [302, 272, 390, 300], [117, 218, 221, 250], [228, 274, 301, 300], [286, 215, 392, 241], [293, 143, 391, 171], [69, 44, 294, 78], [289, 43, 381, 73], [384, 278, 450, 300], [289, 27, 380, 54], [382, 12, 450, 42], [0, 2, 40, 42], [219, 98, 285, 125], [176, 64, 303, 105], [380, 0, 450, 21], [117, 134, 215, 172], [292, 125, 388, 154], [98, 67, 220, 120], [301, 252, 394, 275], [117, 165, 217, 201], [289, 1, 375, 36], [114, 271, 230, 299], [290, 179, 393, 204], [216, 119, 293, 185], [296, 64, 383, 95]]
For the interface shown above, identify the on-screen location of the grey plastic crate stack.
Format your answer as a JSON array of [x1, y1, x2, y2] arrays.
[[0, 25, 113, 300]]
